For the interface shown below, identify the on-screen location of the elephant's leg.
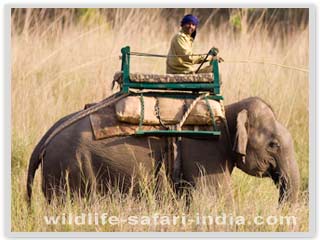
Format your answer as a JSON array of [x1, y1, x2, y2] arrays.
[[42, 148, 96, 202], [41, 174, 56, 204], [180, 138, 234, 208], [41, 158, 67, 203], [41, 134, 91, 201], [70, 148, 97, 199], [200, 173, 234, 208], [176, 172, 234, 210]]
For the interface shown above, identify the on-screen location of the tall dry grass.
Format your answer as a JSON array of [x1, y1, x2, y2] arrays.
[[11, 9, 309, 232]]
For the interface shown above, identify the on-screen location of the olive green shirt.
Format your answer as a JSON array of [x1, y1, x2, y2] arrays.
[[166, 31, 205, 74]]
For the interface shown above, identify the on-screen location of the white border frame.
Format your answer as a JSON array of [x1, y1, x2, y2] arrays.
[[3, 3, 316, 239]]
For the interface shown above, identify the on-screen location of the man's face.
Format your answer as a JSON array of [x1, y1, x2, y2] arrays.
[[182, 22, 196, 36]]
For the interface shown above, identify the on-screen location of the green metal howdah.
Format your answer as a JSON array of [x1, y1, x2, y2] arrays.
[[121, 46, 221, 95], [119, 46, 223, 138]]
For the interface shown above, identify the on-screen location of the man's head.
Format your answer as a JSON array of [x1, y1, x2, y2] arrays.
[[180, 14, 199, 39]]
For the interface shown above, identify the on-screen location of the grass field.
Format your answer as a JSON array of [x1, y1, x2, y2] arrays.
[[11, 9, 309, 232]]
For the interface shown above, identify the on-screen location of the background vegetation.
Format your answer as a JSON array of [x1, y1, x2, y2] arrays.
[[11, 8, 309, 232]]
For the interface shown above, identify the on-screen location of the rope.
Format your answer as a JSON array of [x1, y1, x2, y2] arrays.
[[155, 97, 169, 129], [176, 92, 210, 130], [204, 96, 217, 130], [139, 93, 145, 130], [223, 59, 308, 73], [129, 51, 308, 73], [129, 51, 206, 58]]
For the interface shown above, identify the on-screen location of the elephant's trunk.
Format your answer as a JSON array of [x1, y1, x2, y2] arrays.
[[276, 123, 300, 205], [278, 154, 300, 205]]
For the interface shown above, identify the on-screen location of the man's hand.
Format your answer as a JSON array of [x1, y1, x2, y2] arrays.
[[206, 46, 223, 63], [207, 55, 224, 63], [217, 56, 224, 63], [207, 55, 213, 62]]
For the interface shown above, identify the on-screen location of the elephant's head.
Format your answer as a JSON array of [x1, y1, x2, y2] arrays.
[[226, 97, 300, 205]]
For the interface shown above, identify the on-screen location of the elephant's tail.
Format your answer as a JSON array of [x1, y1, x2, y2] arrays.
[[26, 144, 45, 206]]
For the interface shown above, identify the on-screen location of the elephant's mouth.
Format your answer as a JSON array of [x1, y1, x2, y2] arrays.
[[236, 150, 278, 178]]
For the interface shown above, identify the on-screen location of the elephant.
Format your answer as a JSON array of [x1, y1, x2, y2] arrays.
[[26, 96, 300, 205]]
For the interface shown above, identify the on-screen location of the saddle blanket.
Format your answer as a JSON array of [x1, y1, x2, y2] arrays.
[[115, 96, 224, 125], [88, 102, 218, 140]]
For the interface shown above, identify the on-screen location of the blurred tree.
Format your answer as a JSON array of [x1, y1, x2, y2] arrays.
[[11, 8, 309, 35]]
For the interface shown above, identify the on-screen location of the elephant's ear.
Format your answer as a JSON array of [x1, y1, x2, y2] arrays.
[[233, 109, 248, 158]]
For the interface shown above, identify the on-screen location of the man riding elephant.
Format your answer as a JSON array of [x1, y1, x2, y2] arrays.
[[166, 14, 223, 74]]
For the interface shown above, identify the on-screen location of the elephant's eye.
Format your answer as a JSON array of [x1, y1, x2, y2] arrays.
[[269, 140, 280, 149]]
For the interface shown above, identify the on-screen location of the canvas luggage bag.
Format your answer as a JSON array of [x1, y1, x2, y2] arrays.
[[115, 96, 224, 125]]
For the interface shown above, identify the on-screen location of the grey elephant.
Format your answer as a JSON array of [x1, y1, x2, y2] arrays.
[[26, 96, 299, 205]]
